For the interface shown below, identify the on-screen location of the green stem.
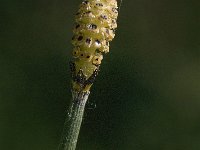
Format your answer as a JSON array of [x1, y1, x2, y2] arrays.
[[58, 90, 90, 150]]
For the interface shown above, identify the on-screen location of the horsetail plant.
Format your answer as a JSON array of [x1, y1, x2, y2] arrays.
[[58, 0, 119, 149]]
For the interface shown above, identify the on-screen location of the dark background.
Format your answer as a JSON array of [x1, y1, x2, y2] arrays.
[[1, 0, 200, 150]]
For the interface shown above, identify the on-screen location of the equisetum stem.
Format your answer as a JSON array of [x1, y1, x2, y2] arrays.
[[58, 90, 90, 150]]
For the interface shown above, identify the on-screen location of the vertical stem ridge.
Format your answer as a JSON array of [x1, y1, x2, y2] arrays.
[[58, 91, 90, 150]]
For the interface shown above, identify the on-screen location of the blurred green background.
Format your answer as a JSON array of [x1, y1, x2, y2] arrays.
[[1, 0, 200, 150]]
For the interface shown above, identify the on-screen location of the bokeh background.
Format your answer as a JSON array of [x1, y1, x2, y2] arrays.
[[1, 0, 200, 149]]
